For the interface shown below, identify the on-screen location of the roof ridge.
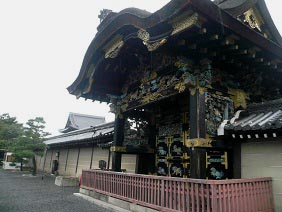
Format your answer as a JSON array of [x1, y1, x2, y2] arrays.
[[69, 112, 105, 119], [45, 121, 114, 141]]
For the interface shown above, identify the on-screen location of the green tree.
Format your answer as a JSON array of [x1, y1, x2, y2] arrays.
[[0, 113, 23, 149], [9, 117, 50, 175]]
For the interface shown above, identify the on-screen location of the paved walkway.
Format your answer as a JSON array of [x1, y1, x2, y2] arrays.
[[0, 169, 110, 212]]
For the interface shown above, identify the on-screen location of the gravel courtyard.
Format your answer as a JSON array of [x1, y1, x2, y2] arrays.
[[0, 169, 110, 212]]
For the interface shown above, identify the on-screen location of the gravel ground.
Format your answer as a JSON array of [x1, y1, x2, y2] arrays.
[[0, 169, 110, 212]]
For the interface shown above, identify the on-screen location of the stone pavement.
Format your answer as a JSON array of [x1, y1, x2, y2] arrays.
[[0, 169, 111, 212]]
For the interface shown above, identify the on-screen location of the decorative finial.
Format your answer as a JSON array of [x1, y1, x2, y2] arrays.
[[98, 9, 112, 23]]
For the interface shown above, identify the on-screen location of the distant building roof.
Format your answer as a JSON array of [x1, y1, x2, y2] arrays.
[[45, 122, 114, 146], [223, 98, 282, 139], [60, 112, 106, 133]]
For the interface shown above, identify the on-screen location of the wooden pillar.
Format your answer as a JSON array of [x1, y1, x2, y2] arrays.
[[111, 115, 125, 172], [90, 142, 95, 169], [189, 88, 207, 179], [75, 147, 81, 174], [189, 88, 206, 138], [233, 143, 241, 179]]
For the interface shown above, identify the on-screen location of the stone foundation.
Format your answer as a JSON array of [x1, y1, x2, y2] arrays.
[[55, 176, 79, 187], [79, 188, 158, 212]]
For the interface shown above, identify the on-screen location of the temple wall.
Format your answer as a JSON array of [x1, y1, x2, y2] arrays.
[[241, 141, 282, 211], [57, 148, 68, 175], [40, 146, 112, 177], [121, 154, 137, 173], [76, 147, 92, 177], [44, 149, 53, 173], [64, 148, 79, 176], [91, 148, 110, 169]]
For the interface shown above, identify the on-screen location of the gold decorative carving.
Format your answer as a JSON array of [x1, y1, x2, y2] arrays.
[[110, 146, 126, 152], [242, 9, 262, 32], [143, 39, 167, 52], [141, 92, 162, 104], [171, 13, 199, 35], [137, 29, 150, 41], [185, 138, 212, 148], [199, 87, 205, 95], [228, 88, 249, 109], [189, 87, 206, 96], [189, 88, 196, 96], [141, 71, 157, 84], [174, 82, 186, 93]]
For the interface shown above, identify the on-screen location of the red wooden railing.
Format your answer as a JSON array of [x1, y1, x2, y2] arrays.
[[81, 169, 274, 212]]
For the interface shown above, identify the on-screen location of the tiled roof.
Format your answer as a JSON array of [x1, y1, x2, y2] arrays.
[[225, 99, 282, 132], [60, 112, 106, 133], [45, 122, 114, 145]]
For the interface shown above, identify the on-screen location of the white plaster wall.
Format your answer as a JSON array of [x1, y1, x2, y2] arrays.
[[242, 141, 282, 211], [92, 148, 110, 169], [121, 154, 137, 173], [57, 149, 68, 176], [76, 147, 92, 177], [65, 148, 79, 176]]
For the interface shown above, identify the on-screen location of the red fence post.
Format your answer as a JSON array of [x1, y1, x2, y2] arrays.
[[211, 183, 218, 212]]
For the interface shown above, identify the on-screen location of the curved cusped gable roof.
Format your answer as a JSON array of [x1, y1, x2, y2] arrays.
[[216, 0, 282, 46], [67, 0, 282, 101]]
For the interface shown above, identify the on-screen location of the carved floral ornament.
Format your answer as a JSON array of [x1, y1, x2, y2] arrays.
[[137, 29, 167, 52], [170, 13, 200, 35], [137, 29, 150, 42]]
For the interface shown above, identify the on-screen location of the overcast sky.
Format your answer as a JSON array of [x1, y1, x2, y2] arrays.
[[0, 0, 281, 136]]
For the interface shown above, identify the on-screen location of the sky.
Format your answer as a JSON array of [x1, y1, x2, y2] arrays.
[[0, 0, 281, 136]]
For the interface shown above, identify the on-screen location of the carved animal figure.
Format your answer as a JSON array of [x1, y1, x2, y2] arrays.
[[172, 145, 182, 155], [210, 167, 224, 179], [171, 166, 182, 176], [158, 146, 167, 155], [158, 167, 166, 175]]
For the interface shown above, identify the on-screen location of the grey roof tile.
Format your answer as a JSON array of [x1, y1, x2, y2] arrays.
[[225, 98, 282, 132]]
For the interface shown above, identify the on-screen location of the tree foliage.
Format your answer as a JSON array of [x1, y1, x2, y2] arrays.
[[0, 114, 23, 149], [0, 113, 50, 175]]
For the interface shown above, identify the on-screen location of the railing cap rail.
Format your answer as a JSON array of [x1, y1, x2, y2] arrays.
[[82, 169, 272, 184]]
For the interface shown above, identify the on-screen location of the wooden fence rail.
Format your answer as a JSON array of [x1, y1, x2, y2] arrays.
[[81, 169, 274, 212]]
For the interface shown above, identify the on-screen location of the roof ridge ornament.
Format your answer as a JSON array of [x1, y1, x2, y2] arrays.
[[98, 9, 113, 23]]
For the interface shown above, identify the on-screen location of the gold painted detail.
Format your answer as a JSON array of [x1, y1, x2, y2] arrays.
[[189, 86, 206, 96], [171, 13, 199, 35], [105, 40, 124, 58], [141, 92, 163, 104], [185, 138, 212, 148], [110, 145, 154, 153], [174, 82, 186, 93], [241, 8, 262, 32], [141, 71, 157, 84], [137, 29, 150, 41], [206, 151, 228, 169], [143, 39, 167, 52], [103, 34, 124, 58], [228, 88, 249, 109], [110, 146, 126, 152], [189, 88, 196, 96]]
